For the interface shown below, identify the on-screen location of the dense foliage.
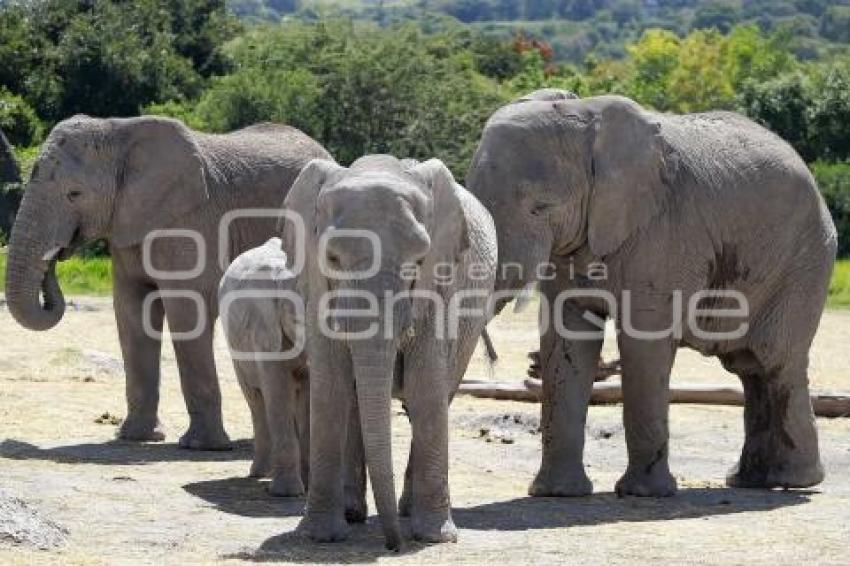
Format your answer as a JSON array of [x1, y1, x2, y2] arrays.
[[0, 0, 240, 124], [230, 0, 850, 63], [148, 21, 507, 173]]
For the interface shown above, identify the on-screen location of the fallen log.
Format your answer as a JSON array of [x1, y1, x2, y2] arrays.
[[526, 350, 621, 382], [457, 379, 850, 418]]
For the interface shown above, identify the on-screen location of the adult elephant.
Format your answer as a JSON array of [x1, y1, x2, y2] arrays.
[[466, 92, 836, 497], [284, 156, 496, 548], [5, 116, 331, 449]]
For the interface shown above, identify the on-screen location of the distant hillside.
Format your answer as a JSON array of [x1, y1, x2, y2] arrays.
[[227, 0, 850, 62]]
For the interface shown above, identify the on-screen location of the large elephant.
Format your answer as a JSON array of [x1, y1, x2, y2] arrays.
[[467, 92, 837, 497], [5, 116, 331, 449], [219, 237, 309, 496], [283, 155, 496, 548]]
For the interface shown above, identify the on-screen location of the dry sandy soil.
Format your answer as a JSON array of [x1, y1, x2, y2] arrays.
[[1, 297, 848, 564]]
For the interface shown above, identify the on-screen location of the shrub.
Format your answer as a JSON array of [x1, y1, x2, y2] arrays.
[[812, 160, 850, 257], [0, 90, 43, 147]]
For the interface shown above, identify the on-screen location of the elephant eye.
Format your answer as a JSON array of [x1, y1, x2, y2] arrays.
[[326, 252, 341, 266], [67, 190, 82, 201], [530, 202, 553, 216]]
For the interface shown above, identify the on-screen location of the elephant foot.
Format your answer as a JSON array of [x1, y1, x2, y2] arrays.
[[528, 467, 593, 497], [344, 490, 368, 523], [411, 510, 458, 544], [248, 461, 269, 479], [615, 465, 677, 497], [268, 471, 306, 497], [298, 512, 350, 543], [726, 458, 824, 489], [117, 416, 165, 442], [178, 424, 231, 451]]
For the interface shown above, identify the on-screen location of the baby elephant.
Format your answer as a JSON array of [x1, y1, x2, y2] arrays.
[[219, 238, 309, 496]]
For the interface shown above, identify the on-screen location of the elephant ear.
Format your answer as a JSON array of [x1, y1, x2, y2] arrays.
[[409, 159, 470, 293], [281, 159, 343, 280], [111, 117, 209, 248], [587, 100, 672, 258]]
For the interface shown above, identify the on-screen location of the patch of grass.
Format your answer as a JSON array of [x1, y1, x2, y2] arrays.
[[828, 260, 850, 309], [0, 253, 112, 296]]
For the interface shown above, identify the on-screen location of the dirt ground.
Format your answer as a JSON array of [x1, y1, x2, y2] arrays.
[[1, 297, 848, 564]]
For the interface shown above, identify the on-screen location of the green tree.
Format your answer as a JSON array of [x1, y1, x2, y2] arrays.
[[812, 161, 850, 257], [194, 68, 323, 136], [692, 0, 742, 34], [820, 5, 850, 43], [0, 0, 239, 124], [626, 29, 680, 110], [807, 58, 850, 161], [0, 89, 44, 147], [172, 21, 508, 175], [667, 29, 736, 111], [737, 72, 812, 159]]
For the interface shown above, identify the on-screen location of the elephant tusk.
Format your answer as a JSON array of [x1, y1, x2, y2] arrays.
[[42, 246, 62, 261]]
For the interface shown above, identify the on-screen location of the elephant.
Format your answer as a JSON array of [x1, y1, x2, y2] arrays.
[[282, 155, 496, 548], [5, 115, 331, 449], [466, 92, 837, 497], [219, 237, 309, 496]]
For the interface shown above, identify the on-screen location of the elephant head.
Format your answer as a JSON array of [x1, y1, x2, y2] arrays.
[[284, 155, 469, 549], [466, 94, 673, 301], [5, 115, 208, 330]]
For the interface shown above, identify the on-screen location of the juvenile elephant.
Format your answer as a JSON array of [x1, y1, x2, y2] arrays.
[[283, 156, 496, 548], [467, 93, 837, 497], [219, 238, 309, 496], [5, 116, 331, 449]]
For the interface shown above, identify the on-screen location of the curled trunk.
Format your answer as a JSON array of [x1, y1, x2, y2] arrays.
[[5, 188, 66, 330]]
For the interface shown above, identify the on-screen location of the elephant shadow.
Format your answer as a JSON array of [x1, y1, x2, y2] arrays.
[[224, 527, 435, 564], [191, 481, 813, 564], [183, 476, 306, 519], [452, 487, 815, 531], [0, 438, 253, 465], [186, 477, 441, 563]]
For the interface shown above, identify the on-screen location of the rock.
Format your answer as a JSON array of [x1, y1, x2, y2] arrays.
[[81, 350, 123, 375], [0, 489, 67, 549]]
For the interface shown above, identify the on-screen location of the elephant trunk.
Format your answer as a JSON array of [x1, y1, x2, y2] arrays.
[[4, 188, 66, 331], [350, 340, 401, 551]]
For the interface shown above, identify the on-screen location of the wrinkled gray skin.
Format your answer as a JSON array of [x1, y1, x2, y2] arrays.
[[283, 156, 496, 549], [219, 238, 309, 495], [467, 91, 837, 498], [5, 116, 331, 449]]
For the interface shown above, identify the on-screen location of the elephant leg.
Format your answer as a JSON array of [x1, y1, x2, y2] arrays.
[[404, 358, 457, 544], [299, 339, 352, 543], [263, 365, 305, 497], [343, 398, 368, 523], [398, 449, 413, 517], [236, 373, 270, 478], [163, 294, 230, 450], [615, 326, 677, 497], [726, 355, 823, 489], [296, 375, 310, 490], [530, 296, 603, 497], [114, 275, 165, 442]]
